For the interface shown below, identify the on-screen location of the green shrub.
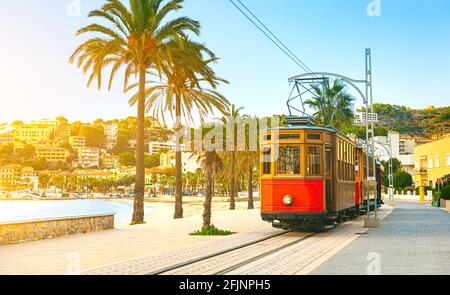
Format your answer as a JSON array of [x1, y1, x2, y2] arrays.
[[441, 186, 450, 201], [190, 225, 235, 236], [433, 192, 441, 202], [415, 186, 432, 195], [393, 171, 413, 189]]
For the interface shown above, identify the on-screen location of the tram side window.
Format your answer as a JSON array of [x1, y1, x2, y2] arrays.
[[277, 146, 301, 175], [262, 147, 272, 175], [307, 147, 321, 176]]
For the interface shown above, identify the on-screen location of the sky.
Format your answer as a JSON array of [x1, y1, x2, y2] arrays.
[[0, 0, 449, 125]]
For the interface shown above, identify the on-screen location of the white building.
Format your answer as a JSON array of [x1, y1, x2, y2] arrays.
[[69, 136, 86, 150], [149, 140, 185, 155], [104, 123, 118, 150], [374, 131, 415, 175], [76, 147, 100, 168], [160, 152, 200, 174]]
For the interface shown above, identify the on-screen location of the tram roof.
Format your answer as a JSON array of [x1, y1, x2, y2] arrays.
[[262, 125, 358, 143], [264, 125, 337, 132]]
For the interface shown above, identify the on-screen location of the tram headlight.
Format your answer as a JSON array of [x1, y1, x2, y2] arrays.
[[282, 194, 294, 206]]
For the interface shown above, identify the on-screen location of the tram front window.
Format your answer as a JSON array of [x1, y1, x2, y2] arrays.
[[277, 146, 300, 175]]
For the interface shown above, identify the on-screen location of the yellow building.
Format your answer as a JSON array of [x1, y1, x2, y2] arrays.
[[0, 133, 14, 146], [100, 154, 120, 169], [414, 136, 450, 188], [0, 165, 37, 191], [14, 124, 54, 145], [35, 145, 69, 163]]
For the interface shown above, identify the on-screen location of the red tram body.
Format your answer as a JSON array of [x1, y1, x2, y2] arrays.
[[260, 117, 383, 231]]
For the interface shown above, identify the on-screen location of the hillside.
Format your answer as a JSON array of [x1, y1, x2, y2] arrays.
[[371, 104, 450, 139]]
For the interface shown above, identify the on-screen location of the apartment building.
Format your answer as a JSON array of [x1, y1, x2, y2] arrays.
[[69, 136, 86, 150], [35, 145, 69, 162], [414, 136, 450, 188], [0, 165, 37, 191], [14, 124, 55, 145], [0, 133, 14, 146], [104, 123, 118, 150], [374, 131, 415, 174], [76, 147, 100, 168], [100, 154, 120, 169], [160, 151, 200, 174]]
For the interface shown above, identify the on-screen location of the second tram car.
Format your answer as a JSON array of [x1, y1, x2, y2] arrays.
[[260, 116, 383, 231]]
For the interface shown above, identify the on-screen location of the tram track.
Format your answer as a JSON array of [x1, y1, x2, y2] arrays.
[[150, 231, 316, 275]]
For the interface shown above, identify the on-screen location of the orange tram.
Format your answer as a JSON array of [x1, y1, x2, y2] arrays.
[[260, 117, 384, 231]]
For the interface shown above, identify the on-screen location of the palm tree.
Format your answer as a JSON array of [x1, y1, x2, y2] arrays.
[[220, 105, 245, 210], [239, 150, 259, 209], [128, 35, 229, 219], [70, 0, 201, 224], [191, 127, 223, 230], [304, 79, 355, 129]]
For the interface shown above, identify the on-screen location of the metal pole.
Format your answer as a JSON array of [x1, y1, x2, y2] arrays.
[[365, 49, 371, 219], [367, 49, 378, 218], [389, 138, 394, 204]]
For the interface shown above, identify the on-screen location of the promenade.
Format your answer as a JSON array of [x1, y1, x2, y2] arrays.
[[0, 201, 268, 275]]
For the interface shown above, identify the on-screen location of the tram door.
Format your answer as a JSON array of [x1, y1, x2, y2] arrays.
[[325, 148, 333, 211]]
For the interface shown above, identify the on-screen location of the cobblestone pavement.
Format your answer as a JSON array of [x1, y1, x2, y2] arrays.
[[311, 202, 450, 275]]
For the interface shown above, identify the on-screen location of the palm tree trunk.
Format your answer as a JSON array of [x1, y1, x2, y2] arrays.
[[131, 67, 146, 224], [174, 94, 183, 219], [230, 151, 236, 210], [248, 166, 254, 210], [203, 165, 213, 230]]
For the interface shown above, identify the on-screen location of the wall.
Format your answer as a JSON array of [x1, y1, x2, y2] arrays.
[[0, 214, 114, 245]]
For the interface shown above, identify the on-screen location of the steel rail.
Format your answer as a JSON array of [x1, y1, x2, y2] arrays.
[[212, 233, 316, 275], [147, 230, 291, 275]]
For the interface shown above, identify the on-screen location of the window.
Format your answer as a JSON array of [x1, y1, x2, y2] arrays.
[[447, 154, 450, 166], [263, 134, 271, 141], [307, 146, 321, 176], [307, 133, 321, 141], [325, 150, 332, 177], [277, 146, 300, 175], [435, 156, 440, 168], [428, 158, 433, 169], [262, 147, 272, 175], [279, 134, 300, 140]]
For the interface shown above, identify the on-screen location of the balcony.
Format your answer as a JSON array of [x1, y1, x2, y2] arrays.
[[414, 168, 428, 175]]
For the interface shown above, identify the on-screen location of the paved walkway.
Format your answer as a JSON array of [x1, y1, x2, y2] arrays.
[[0, 202, 269, 275], [311, 202, 450, 275]]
